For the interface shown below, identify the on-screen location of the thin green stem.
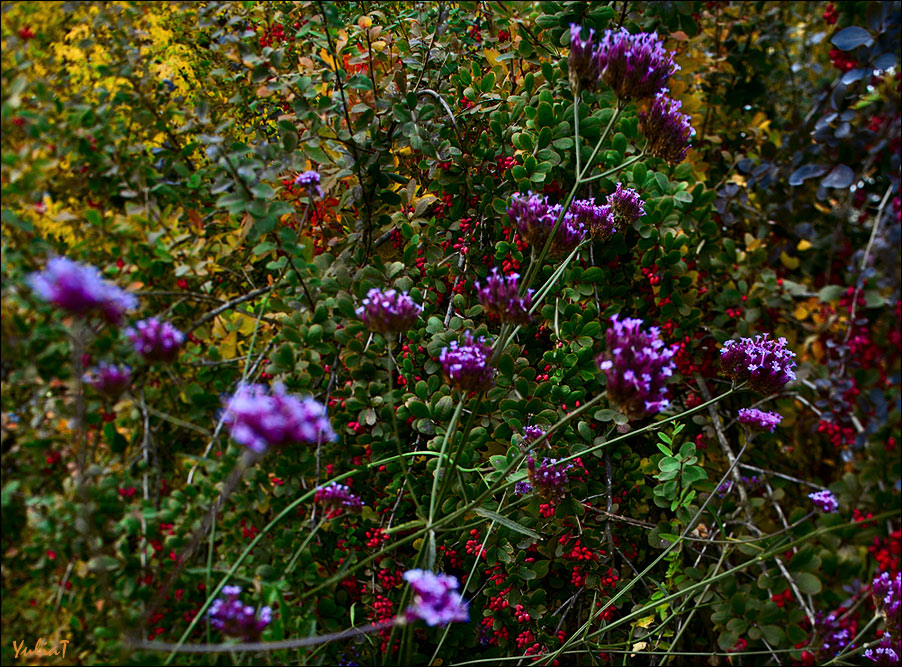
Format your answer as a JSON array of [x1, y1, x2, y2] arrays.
[[285, 517, 326, 575], [573, 93, 582, 175], [428, 398, 465, 526], [581, 152, 645, 183], [386, 339, 423, 515], [434, 398, 482, 519]]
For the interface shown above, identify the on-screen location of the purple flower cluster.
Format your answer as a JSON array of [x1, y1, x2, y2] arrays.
[[27, 257, 137, 325], [814, 611, 854, 658], [568, 24, 600, 92], [873, 572, 901, 629], [506, 192, 587, 257], [865, 638, 900, 666], [356, 288, 423, 334], [221, 384, 337, 454], [208, 585, 272, 641], [720, 333, 797, 395], [596, 314, 676, 421], [403, 570, 469, 627], [639, 93, 695, 166], [737, 407, 783, 433], [569, 199, 616, 242], [527, 456, 570, 504], [607, 183, 646, 226], [515, 481, 534, 496], [476, 269, 532, 325], [314, 482, 364, 513], [809, 489, 839, 513], [595, 28, 679, 100], [125, 318, 184, 362], [84, 362, 131, 399], [440, 332, 495, 394], [521, 425, 547, 446], [294, 170, 324, 197]]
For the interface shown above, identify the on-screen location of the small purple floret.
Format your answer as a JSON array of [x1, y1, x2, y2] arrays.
[[507, 192, 586, 257], [356, 288, 423, 334], [639, 93, 695, 166], [594, 29, 679, 100], [596, 314, 677, 421], [222, 384, 337, 454], [606, 183, 646, 226], [721, 333, 797, 395], [440, 332, 495, 394], [125, 318, 184, 362], [208, 585, 272, 641], [294, 170, 324, 197], [808, 489, 839, 513], [314, 482, 364, 513], [403, 570, 469, 627], [737, 408, 783, 433], [569, 24, 601, 92], [527, 456, 570, 504], [84, 362, 131, 399], [476, 268, 532, 325], [27, 257, 137, 325], [569, 199, 617, 242]]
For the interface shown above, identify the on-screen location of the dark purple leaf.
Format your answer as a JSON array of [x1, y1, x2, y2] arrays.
[[874, 53, 896, 70], [842, 68, 870, 85], [831, 26, 873, 51], [789, 164, 827, 186], [821, 164, 854, 189]]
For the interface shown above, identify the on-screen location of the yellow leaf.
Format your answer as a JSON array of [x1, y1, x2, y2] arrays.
[[357, 16, 373, 29], [320, 47, 337, 71], [793, 304, 811, 321], [636, 615, 655, 629], [780, 251, 800, 270], [797, 239, 812, 251]]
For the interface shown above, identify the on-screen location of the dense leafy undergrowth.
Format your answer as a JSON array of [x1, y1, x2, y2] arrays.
[[2, 1, 900, 665]]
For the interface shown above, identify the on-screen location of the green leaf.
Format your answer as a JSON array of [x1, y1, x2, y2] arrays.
[[794, 572, 822, 595], [474, 507, 541, 540], [407, 400, 431, 418]]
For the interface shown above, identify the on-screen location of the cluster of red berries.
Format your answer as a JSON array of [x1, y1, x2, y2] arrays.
[[828, 48, 859, 73], [824, 3, 838, 24], [257, 22, 297, 48], [771, 588, 793, 608]]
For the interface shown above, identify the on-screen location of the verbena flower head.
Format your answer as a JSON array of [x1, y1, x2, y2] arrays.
[[515, 481, 534, 495], [507, 192, 586, 257], [294, 170, 324, 197], [606, 183, 646, 226], [639, 93, 695, 166], [808, 489, 839, 513], [125, 318, 184, 362], [84, 362, 131, 399], [403, 570, 469, 626], [873, 572, 901, 630], [737, 408, 783, 433], [814, 611, 854, 658], [476, 268, 532, 325], [595, 29, 679, 100], [569, 199, 617, 242], [356, 288, 423, 334], [720, 333, 797, 395], [222, 384, 337, 454], [864, 637, 899, 666], [314, 482, 364, 515], [522, 425, 546, 446], [568, 24, 600, 92], [440, 332, 495, 394], [527, 456, 570, 504], [208, 585, 272, 641], [27, 257, 137, 325], [596, 314, 677, 421]]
